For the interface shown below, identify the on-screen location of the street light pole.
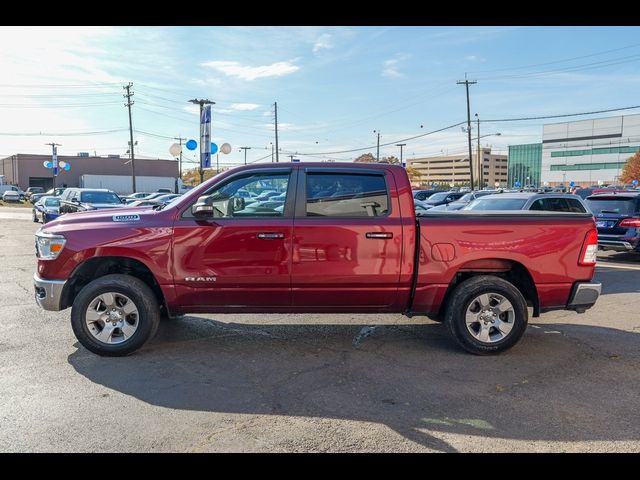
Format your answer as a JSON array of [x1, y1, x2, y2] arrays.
[[457, 77, 477, 190], [374, 130, 381, 161], [396, 143, 406, 166], [188, 98, 215, 184], [476, 113, 481, 189]]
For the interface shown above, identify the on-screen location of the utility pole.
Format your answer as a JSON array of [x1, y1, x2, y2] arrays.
[[288, 155, 295, 161], [270, 142, 274, 163], [123, 83, 136, 193], [45, 142, 61, 188], [274, 102, 279, 163], [457, 77, 477, 190], [174, 136, 186, 180], [396, 143, 406, 166], [374, 130, 381, 161], [240, 146, 251, 165], [476, 114, 481, 189], [188, 98, 215, 184]]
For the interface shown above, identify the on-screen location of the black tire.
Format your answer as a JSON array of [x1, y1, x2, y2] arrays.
[[71, 274, 160, 356], [32, 211, 39, 223], [444, 275, 528, 355]]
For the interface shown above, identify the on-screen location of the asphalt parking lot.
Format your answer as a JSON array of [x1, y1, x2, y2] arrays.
[[1, 209, 639, 452]]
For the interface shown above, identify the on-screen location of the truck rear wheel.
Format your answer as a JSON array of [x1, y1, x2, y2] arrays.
[[444, 275, 528, 355], [71, 274, 160, 356]]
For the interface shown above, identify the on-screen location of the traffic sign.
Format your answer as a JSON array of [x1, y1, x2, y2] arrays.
[[633, 179, 639, 186], [569, 181, 575, 187]]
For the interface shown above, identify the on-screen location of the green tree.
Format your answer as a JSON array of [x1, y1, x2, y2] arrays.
[[619, 152, 640, 184], [405, 166, 422, 183], [380, 155, 400, 164], [354, 153, 376, 163]]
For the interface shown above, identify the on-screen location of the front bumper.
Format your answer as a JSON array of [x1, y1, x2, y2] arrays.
[[567, 281, 601, 313], [33, 274, 67, 311]]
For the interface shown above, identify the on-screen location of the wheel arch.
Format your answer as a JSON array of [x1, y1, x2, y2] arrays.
[[61, 256, 167, 313], [441, 258, 540, 318]]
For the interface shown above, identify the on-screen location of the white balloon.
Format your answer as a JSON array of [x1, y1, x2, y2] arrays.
[[169, 143, 182, 157], [220, 142, 232, 154]]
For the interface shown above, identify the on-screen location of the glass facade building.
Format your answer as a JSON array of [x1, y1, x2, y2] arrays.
[[507, 143, 542, 188]]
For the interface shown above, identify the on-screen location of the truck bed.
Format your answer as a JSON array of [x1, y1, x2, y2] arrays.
[[411, 211, 597, 315]]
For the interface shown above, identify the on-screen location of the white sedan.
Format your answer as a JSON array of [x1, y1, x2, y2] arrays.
[[2, 190, 21, 202]]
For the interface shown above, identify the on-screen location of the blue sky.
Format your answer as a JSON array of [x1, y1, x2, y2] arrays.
[[1, 26, 640, 169]]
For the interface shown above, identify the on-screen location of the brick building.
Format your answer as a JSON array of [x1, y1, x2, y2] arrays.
[[0, 153, 179, 191]]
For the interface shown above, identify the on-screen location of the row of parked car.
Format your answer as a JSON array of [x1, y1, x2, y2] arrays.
[[31, 187, 183, 224], [413, 188, 640, 254]]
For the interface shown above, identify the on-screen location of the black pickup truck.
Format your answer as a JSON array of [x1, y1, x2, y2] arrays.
[[58, 188, 126, 214]]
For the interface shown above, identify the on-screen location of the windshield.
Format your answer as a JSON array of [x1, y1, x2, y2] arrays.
[[80, 191, 121, 204], [586, 198, 637, 215], [465, 198, 528, 210], [158, 195, 184, 210], [457, 193, 474, 203], [44, 198, 60, 207], [426, 192, 450, 204]]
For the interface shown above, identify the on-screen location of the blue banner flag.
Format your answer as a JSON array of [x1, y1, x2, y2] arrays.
[[201, 105, 212, 168]]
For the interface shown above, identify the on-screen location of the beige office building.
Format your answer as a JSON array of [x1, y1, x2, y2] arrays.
[[408, 148, 509, 187]]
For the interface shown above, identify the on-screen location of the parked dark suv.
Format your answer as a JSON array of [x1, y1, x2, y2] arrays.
[[58, 188, 126, 215], [585, 192, 640, 253]]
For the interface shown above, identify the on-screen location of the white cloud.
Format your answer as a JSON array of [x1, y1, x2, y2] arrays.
[[465, 55, 486, 62], [313, 34, 333, 53], [382, 54, 410, 78], [230, 103, 260, 111], [201, 60, 299, 81], [190, 78, 222, 87], [183, 105, 200, 115]]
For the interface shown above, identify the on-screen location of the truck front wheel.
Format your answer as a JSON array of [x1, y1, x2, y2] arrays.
[[70, 274, 160, 356], [444, 275, 528, 355]]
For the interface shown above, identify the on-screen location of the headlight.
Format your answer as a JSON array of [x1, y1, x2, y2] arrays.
[[35, 232, 66, 260]]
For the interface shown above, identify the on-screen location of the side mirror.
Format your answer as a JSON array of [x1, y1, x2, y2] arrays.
[[192, 195, 245, 218], [192, 195, 215, 218]]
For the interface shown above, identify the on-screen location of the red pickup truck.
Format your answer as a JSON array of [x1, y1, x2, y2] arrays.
[[34, 163, 601, 356]]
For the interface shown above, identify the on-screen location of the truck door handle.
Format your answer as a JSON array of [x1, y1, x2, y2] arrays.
[[257, 232, 285, 240], [366, 232, 393, 239]]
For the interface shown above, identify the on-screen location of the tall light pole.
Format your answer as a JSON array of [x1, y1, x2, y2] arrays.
[[174, 136, 186, 179], [124, 83, 136, 193], [475, 113, 481, 189], [396, 143, 406, 166], [45, 142, 61, 188], [188, 98, 215, 184], [374, 130, 381, 161], [240, 146, 251, 165], [457, 77, 477, 190], [472, 131, 501, 190]]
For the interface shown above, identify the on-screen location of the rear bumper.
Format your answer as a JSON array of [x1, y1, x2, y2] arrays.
[[567, 281, 601, 313], [598, 239, 635, 251], [33, 274, 67, 311]]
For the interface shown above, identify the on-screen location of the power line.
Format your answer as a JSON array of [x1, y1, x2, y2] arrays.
[[469, 41, 640, 75], [287, 121, 467, 156], [482, 104, 640, 123], [0, 128, 128, 136]]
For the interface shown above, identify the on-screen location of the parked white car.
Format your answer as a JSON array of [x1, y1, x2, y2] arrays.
[[2, 190, 21, 202], [0, 185, 25, 200]]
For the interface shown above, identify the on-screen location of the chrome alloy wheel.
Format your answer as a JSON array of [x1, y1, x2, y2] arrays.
[[85, 292, 139, 345], [465, 293, 515, 344]]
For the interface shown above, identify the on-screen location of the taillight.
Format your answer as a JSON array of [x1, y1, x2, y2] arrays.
[[579, 228, 598, 266], [619, 217, 640, 228]]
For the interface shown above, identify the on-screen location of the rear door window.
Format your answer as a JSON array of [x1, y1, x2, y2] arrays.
[[306, 173, 389, 217]]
